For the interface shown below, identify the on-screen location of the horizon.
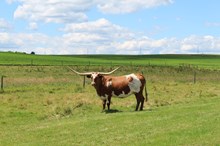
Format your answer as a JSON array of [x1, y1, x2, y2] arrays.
[[0, 51, 220, 56]]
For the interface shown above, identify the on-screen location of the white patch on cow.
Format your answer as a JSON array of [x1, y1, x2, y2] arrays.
[[126, 74, 142, 93], [91, 73, 99, 85], [91, 73, 98, 79], [106, 80, 112, 87]]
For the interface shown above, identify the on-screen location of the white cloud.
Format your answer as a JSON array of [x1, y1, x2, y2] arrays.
[[10, 0, 173, 23], [4, 0, 174, 53], [0, 18, 11, 32], [60, 18, 137, 54], [6, 0, 15, 4], [179, 35, 220, 54], [1, 0, 220, 55], [117, 37, 177, 54], [180, 44, 196, 51], [62, 18, 134, 42], [0, 32, 61, 53], [115, 35, 220, 54], [28, 22, 38, 30], [13, 0, 94, 23], [62, 34, 220, 54], [97, 0, 173, 14], [1, 29, 220, 54], [205, 22, 220, 27]]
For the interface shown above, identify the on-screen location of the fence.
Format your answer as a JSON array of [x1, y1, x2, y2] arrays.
[[0, 64, 219, 91], [66, 65, 219, 88]]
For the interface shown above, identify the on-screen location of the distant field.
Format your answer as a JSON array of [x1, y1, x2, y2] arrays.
[[0, 52, 220, 69], [0, 52, 220, 145]]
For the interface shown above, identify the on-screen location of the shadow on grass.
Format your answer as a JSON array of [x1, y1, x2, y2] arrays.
[[103, 109, 122, 114], [103, 108, 155, 114]]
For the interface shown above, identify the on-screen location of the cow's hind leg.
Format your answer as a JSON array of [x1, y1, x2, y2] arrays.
[[139, 94, 145, 111], [135, 93, 145, 111], [135, 94, 141, 111]]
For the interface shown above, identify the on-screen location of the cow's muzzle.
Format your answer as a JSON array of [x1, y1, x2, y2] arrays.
[[91, 82, 96, 86]]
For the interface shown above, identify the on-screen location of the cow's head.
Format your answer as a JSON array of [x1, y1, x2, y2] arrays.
[[68, 67, 120, 86], [86, 73, 103, 86]]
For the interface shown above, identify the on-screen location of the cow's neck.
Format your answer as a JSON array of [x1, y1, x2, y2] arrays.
[[94, 86, 102, 97], [93, 77, 107, 97]]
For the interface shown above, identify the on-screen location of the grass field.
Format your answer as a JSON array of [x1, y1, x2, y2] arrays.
[[0, 52, 220, 145], [1, 52, 220, 69]]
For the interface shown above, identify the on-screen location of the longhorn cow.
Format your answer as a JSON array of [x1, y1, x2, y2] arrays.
[[68, 67, 148, 111]]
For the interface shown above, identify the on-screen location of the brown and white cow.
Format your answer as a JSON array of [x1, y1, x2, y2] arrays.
[[68, 67, 148, 111]]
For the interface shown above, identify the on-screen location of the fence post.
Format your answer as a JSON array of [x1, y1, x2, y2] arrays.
[[83, 76, 86, 88], [1, 75, 6, 92], [194, 71, 196, 84]]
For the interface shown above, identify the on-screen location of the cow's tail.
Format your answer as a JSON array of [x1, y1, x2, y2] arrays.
[[144, 80, 148, 102], [142, 71, 148, 102]]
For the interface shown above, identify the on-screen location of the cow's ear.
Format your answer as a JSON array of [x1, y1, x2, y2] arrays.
[[87, 75, 91, 78]]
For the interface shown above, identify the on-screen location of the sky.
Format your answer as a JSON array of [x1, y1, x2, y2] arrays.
[[0, 0, 220, 55]]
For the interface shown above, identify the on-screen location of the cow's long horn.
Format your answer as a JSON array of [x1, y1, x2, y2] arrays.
[[98, 67, 120, 75], [67, 66, 92, 76]]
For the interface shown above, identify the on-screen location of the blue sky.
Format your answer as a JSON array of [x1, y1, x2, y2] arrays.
[[0, 0, 220, 54]]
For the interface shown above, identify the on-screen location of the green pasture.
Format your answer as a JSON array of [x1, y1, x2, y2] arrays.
[[0, 53, 220, 145], [0, 52, 220, 69]]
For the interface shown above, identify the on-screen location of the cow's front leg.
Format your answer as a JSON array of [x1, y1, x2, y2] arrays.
[[102, 100, 107, 111], [107, 96, 111, 110]]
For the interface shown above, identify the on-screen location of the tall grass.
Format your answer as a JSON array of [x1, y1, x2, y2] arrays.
[[1, 65, 219, 117]]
